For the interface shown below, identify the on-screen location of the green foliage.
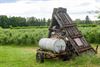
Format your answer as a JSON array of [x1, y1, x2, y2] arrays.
[[78, 24, 97, 27], [0, 27, 48, 46], [0, 26, 100, 46], [0, 15, 9, 28], [79, 26, 100, 44], [0, 15, 51, 28], [85, 15, 92, 24]]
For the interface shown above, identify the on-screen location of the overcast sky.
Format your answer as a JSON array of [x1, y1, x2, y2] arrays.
[[0, 0, 100, 20]]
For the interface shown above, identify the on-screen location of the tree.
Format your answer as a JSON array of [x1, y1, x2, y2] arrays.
[[74, 19, 82, 24], [0, 15, 9, 28], [47, 19, 51, 26], [16, 17, 26, 26], [26, 17, 36, 26], [0, 15, 50, 28], [85, 15, 91, 24]]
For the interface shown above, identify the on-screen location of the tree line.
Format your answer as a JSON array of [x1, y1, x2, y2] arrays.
[[0, 15, 51, 28], [74, 15, 100, 24], [0, 15, 100, 28]]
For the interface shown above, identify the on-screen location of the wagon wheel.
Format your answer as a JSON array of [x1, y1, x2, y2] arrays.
[[62, 56, 69, 61], [36, 52, 44, 63], [61, 55, 70, 61]]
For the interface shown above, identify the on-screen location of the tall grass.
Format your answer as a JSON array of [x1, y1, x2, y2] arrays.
[[0, 26, 100, 46], [79, 26, 100, 44], [0, 27, 48, 46]]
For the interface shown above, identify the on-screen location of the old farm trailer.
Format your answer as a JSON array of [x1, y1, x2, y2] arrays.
[[36, 7, 97, 63]]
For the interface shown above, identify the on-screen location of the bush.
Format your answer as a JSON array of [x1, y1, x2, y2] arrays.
[[78, 24, 97, 27], [0, 28, 48, 46], [79, 26, 100, 44], [0, 26, 100, 46]]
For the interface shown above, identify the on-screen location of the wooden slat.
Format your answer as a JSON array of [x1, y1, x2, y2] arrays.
[[49, 7, 96, 55]]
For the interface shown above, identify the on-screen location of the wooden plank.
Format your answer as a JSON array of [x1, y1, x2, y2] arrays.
[[49, 7, 96, 55]]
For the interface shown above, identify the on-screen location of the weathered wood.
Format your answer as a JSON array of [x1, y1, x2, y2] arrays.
[[48, 7, 96, 56]]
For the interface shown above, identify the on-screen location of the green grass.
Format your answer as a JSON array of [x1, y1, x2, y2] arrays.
[[0, 45, 100, 67]]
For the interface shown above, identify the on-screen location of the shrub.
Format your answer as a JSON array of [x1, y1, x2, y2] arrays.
[[0, 26, 100, 46], [0, 28, 48, 46]]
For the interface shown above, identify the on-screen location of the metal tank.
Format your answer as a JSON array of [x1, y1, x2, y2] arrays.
[[39, 38, 66, 53]]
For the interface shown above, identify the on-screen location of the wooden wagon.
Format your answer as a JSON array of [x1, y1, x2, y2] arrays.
[[36, 7, 98, 63]]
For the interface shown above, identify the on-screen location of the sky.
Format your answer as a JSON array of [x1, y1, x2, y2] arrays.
[[0, 0, 100, 20]]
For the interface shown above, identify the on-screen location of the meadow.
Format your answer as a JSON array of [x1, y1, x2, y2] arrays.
[[0, 26, 100, 67], [0, 45, 100, 67]]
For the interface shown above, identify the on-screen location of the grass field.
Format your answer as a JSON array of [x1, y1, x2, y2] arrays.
[[0, 26, 100, 67], [0, 45, 100, 67]]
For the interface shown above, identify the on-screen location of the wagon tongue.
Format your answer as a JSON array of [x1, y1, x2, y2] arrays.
[[48, 7, 96, 55]]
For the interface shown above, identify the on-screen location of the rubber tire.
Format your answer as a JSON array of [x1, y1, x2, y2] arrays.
[[62, 55, 70, 61], [36, 52, 44, 63]]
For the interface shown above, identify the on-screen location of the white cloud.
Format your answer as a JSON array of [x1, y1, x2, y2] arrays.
[[0, 0, 99, 20]]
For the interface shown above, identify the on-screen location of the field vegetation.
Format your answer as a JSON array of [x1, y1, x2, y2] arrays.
[[0, 8, 100, 67], [0, 25, 100, 46]]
